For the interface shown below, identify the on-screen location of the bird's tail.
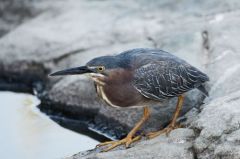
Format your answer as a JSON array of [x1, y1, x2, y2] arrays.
[[197, 85, 209, 97]]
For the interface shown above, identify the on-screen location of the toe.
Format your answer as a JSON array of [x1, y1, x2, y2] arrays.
[[126, 135, 141, 148], [98, 136, 142, 152], [147, 130, 165, 139], [96, 140, 115, 147], [102, 142, 122, 152]]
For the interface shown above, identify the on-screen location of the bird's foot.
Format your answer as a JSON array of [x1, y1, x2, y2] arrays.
[[96, 135, 141, 152], [147, 123, 182, 139]]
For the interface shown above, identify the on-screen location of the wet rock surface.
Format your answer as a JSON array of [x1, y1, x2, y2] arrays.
[[0, 0, 240, 158]]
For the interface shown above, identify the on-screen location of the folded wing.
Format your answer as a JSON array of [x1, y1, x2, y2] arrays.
[[133, 61, 209, 101]]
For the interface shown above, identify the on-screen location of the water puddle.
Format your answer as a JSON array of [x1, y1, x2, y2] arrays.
[[0, 91, 99, 159]]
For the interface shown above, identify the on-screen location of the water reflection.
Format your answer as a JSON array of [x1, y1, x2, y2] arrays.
[[0, 91, 99, 159]]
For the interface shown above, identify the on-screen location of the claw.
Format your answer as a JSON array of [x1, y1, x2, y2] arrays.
[[147, 95, 185, 139], [147, 124, 178, 139], [126, 136, 141, 148], [96, 140, 115, 147], [102, 140, 124, 152], [96, 107, 149, 152], [97, 135, 141, 152]]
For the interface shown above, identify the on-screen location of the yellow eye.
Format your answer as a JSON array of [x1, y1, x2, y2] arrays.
[[97, 66, 105, 72]]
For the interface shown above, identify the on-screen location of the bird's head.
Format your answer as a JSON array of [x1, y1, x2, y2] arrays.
[[49, 55, 124, 82]]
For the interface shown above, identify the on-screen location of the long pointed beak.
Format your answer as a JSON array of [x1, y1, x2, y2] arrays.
[[49, 66, 92, 76]]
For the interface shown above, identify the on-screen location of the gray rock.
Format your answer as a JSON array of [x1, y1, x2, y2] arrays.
[[190, 11, 240, 159], [193, 91, 240, 159], [1, 0, 240, 159], [67, 129, 195, 159], [67, 8, 240, 159], [205, 11, 240, 100], [0, 0, 61, 37]]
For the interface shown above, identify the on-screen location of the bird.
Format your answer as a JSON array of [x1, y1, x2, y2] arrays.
[[50, 48, 209, 152]]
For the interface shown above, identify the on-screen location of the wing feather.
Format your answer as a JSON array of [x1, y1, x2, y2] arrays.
[[133, 61, 209, 101]]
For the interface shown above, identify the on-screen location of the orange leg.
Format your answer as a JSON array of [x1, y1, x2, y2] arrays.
[[97, 107, 150, 152], [147, 95, 184, 139]]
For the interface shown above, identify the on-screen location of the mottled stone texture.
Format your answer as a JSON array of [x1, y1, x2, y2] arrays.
[[67, 129, 195, 159], [0, 0, 240, 158]]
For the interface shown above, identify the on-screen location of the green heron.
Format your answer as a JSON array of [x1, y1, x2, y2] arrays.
[[50, 48, 209, 152]]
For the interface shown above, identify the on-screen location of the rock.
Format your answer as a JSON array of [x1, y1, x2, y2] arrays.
[[67, 128, 195, 159], [7, 0, 207, 139], [190, 11, 240, 159], [0, 0, 36, 37], [66, 6, 240, 159], [193, 91, 240, 159], [0, 0, 60, 37], [1, 0, 240, 159], [205, 11, 240, 100]]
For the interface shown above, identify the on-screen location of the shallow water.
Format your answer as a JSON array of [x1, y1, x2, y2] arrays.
[[0, 91, 99, 159]]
